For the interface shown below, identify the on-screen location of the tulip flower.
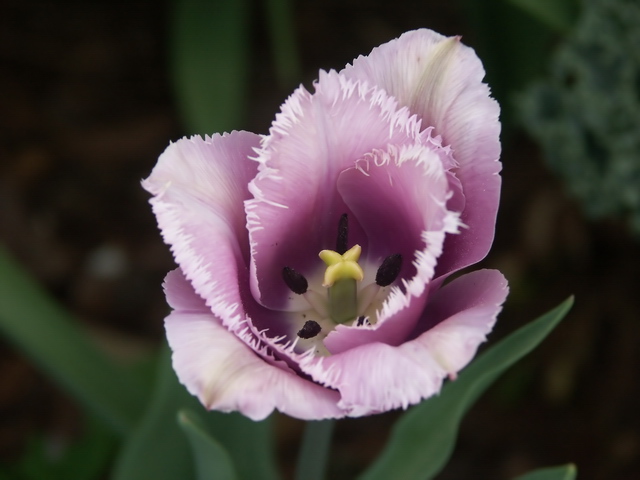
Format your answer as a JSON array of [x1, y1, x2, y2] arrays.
[[143, 29, 508, 420]]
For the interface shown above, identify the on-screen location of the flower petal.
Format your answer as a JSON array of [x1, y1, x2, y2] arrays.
[[143, 132, 260, 329], [299, 269, 508, 414], [342, 29, 502, 276], [245, 70, 427, 310], [163, 269, 343, 420], [300, 340, 447, 416], [412, 268, 509, 377], [324, 143, 460, 353]]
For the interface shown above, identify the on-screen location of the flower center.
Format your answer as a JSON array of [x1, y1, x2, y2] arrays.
[[281, 214, 402, 355], [319, 244, 363, 324]]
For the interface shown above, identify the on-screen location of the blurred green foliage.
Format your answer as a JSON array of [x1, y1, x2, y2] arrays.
[[171, 0, 250, 135], [359, 297, 574, 480], [514, 464, 577, 480], [0, 417, 115, 480], [519, 0, 640, 234]]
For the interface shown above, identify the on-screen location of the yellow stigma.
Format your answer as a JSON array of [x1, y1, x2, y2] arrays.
[[319, 244, 364, 287]]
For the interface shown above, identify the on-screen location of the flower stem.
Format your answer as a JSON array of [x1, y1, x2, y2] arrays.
[[294, 419, 336, 480]]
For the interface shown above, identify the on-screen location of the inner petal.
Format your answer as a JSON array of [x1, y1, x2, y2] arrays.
[[245, 70, 428, 312], [262, 213, 407, 357], [342, 30, 502, 277], [322, 143, 460, 353]]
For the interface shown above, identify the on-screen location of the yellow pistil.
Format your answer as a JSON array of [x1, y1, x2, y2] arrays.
[[318, 244, 364, 324], [319, 245, 364, 287]]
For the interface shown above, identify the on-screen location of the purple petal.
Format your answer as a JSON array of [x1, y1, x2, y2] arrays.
[[163, 269, 343, 420], [342, 29, 502, 276], [300, 341, 447, 415], [324, 144, 460, 353], [299, 269, 508, 414], [245, 70, 427, 310], [142, 132, 259, 330], [411, 269, 509, 376]]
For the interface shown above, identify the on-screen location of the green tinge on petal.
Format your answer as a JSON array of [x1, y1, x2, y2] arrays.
[[411, 36, 461, 122]]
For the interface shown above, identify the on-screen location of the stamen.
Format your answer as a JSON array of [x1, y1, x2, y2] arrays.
[[336, 213, 349, 254], [297, 320, 321, 339], [356, 316, 367, 326], [375, 254, 403, 286], [282, 267, 308, 294]]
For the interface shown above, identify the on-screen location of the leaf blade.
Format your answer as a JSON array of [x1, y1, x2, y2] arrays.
[[0, 245, 146, 435], [111, 347, 195, 480], [264, 0, 301, 89], [178, 409, 238, 480], [359, 297, 574, 480], [171, 0, 250, 135], [505, 0, 579, 32], [111, 345, 281, 480], [514, 464, 578, 480]]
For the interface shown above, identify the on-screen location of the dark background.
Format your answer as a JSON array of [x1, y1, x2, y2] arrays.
[[1, 1, 639, 478]]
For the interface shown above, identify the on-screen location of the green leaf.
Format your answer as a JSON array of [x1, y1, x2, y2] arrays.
[[53, 416, 116, 480], [111, 345, 280, 480], [515, 464, 577, 480], [178, 409, 238, 480], [359, 297, 574, 480], [170, 0, 250, 135], [265, 0, 301, 89], [0, 414, 115, 480], [505, 0, 579, 32], [460, 0, 555, 134], [294, 420, 335, 480], [0, 245, 146, 435], [206, 412, 281, 480], [111, 347, 198, 480]]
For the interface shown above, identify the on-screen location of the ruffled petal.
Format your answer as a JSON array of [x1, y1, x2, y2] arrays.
[[342, 29, 502, 276], [245, 70, 427, 310], [143, 132, 260, 329], [299, 340, 447, 416], [412, 269, 509, 377], [299, 269, 508, 415], [163, 269, 343, 420], [324, 143, 460, 353]]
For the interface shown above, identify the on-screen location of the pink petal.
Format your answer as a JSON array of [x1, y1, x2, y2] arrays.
[[142, 132, 260, 329], [300, 340, 447, 416], [163, 269, 343, 420], [299, 269, 508, 414], [342, 29, 502, 276], [245, 70, 426, 310], [412, 269, 509, 376], [324, 144, 460, 354]]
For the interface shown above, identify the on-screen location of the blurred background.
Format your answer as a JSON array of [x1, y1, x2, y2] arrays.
[[1, 0, 639, 478]]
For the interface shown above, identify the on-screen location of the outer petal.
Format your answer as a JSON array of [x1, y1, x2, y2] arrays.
[[342, 29, 502, 276], [245, 70, 427, 310], [299, 269, 508, 415], [164, 269, 343, 420], [411, 269, 509, 377], [142, 132, 259, 329], [300, 339, 447, 416]]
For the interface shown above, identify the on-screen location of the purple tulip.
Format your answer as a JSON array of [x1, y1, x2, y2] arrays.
[[143, 29, 508, 420]]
